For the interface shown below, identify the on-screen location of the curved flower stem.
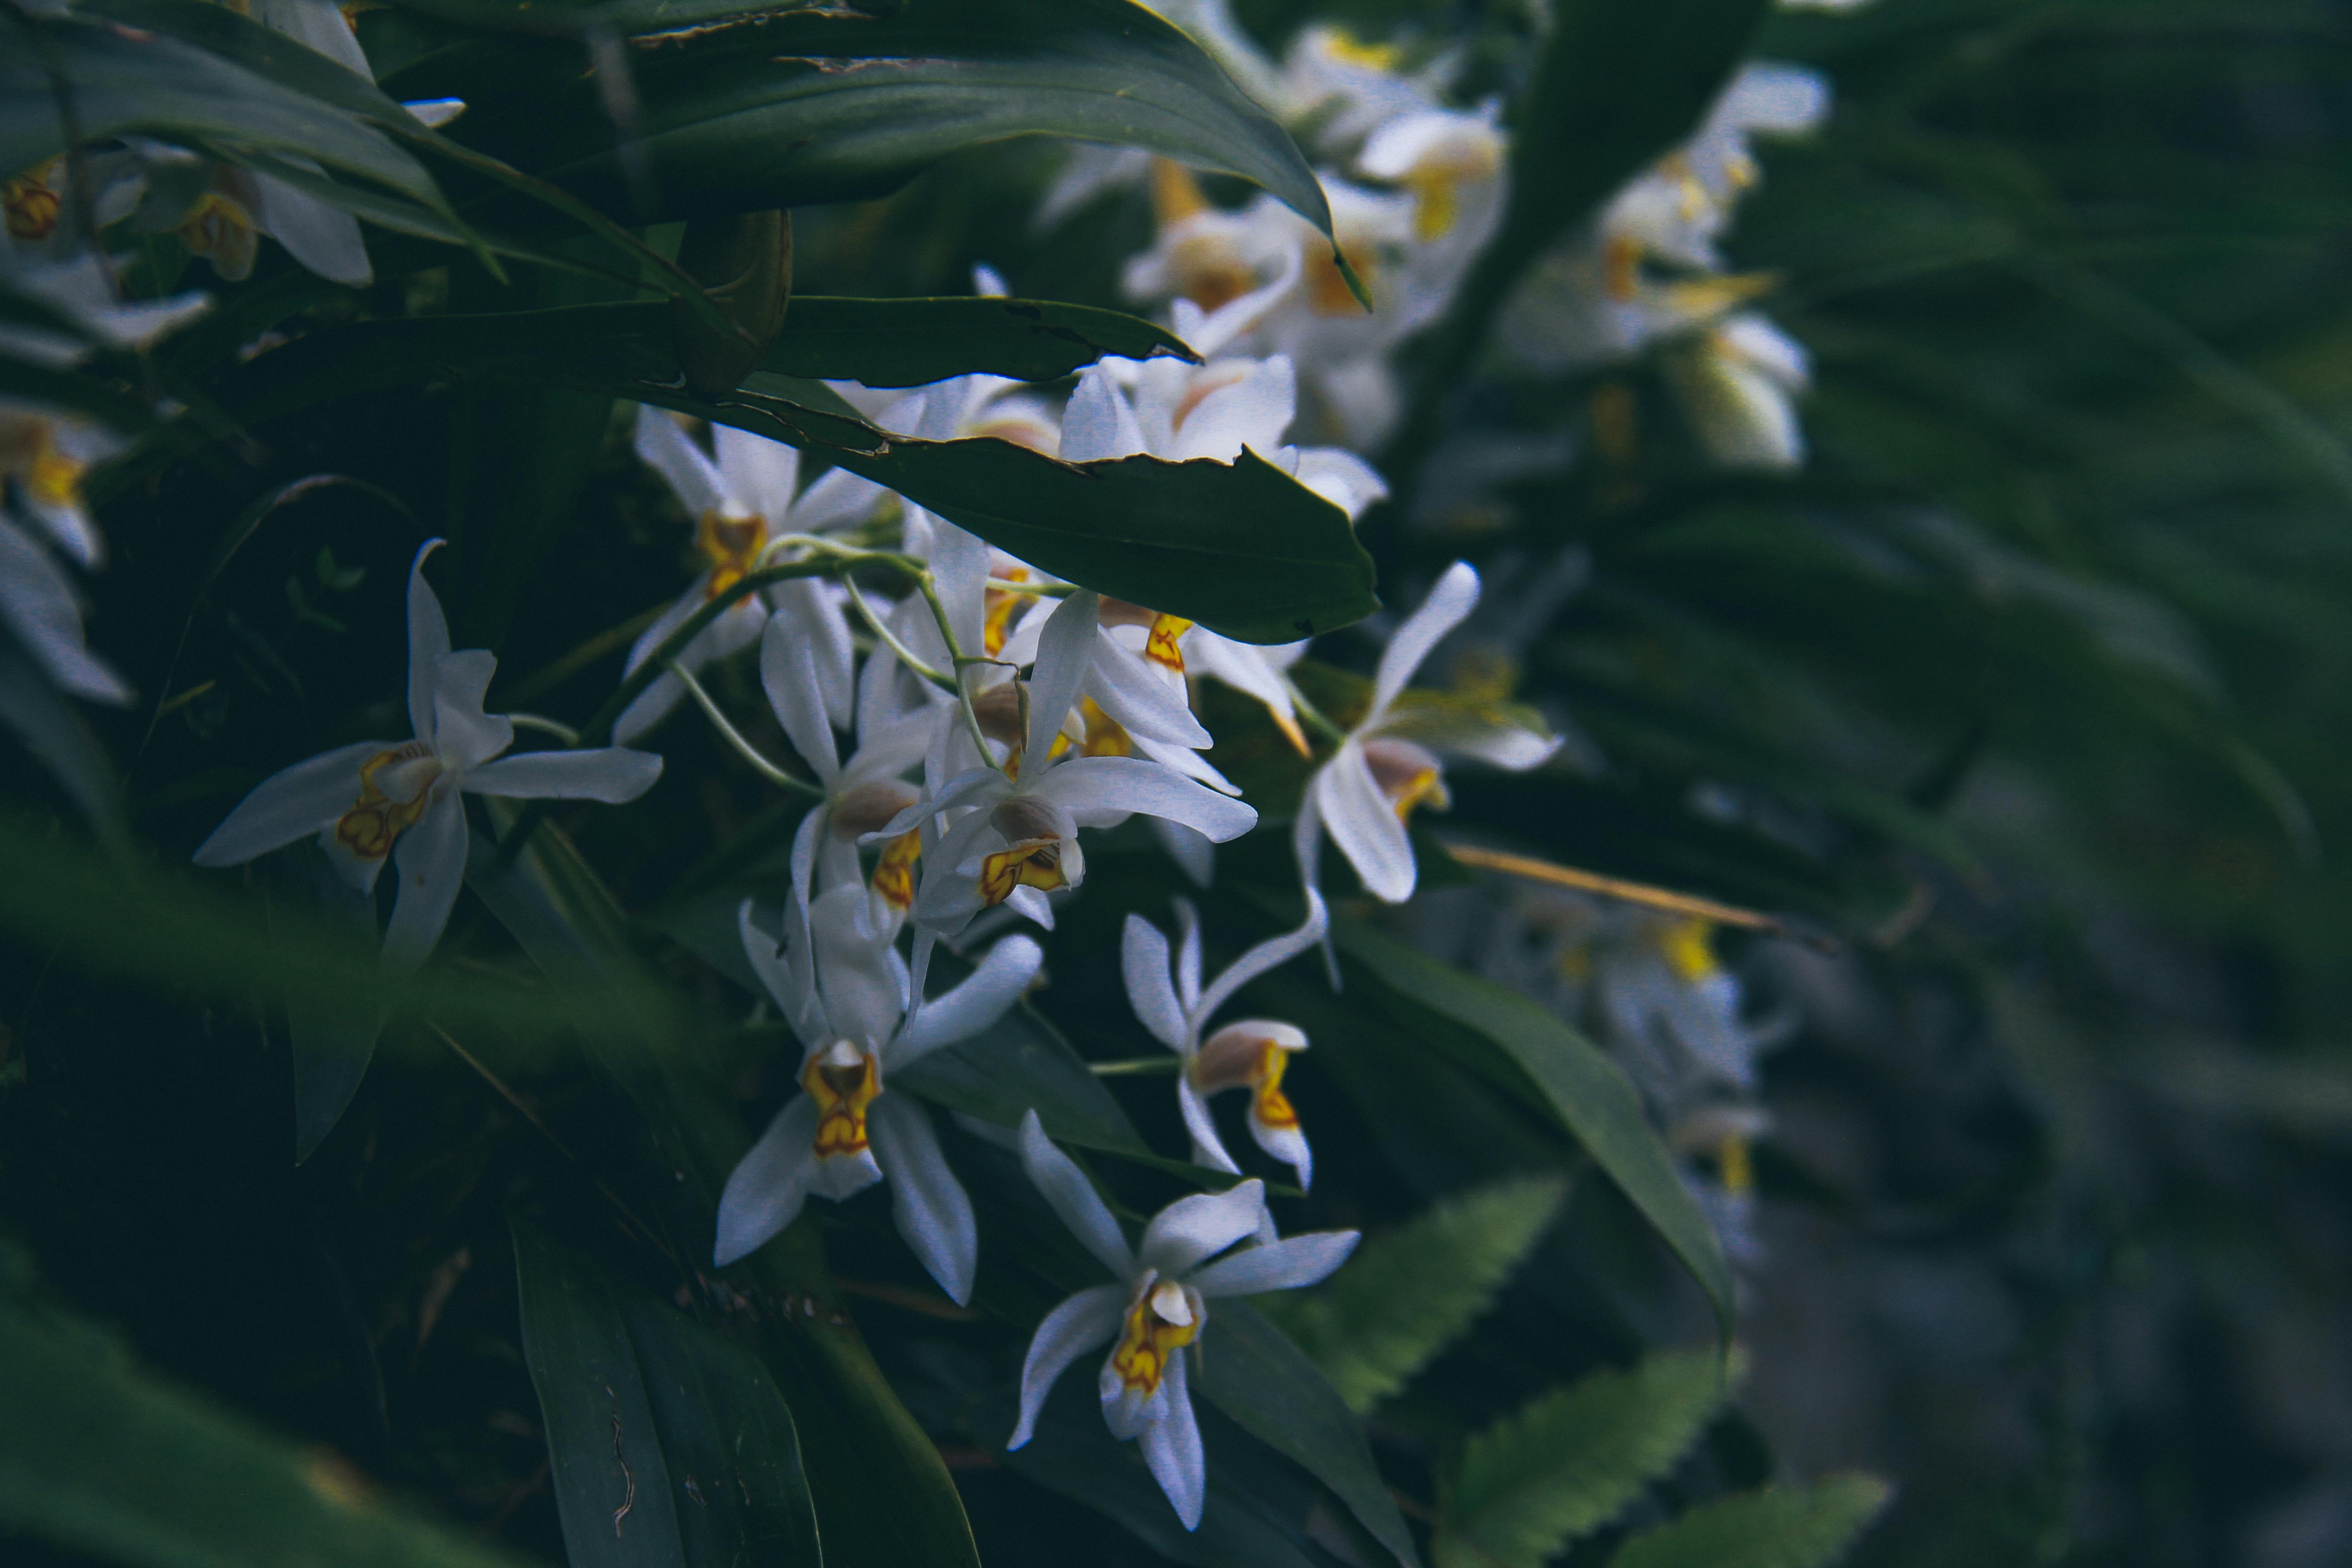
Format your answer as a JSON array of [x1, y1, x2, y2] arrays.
[[1285, 681, 1349, 749], [671, 663, 826, 800], [507, 713, 582, 746], [1084, 1057, 1185, 1076]]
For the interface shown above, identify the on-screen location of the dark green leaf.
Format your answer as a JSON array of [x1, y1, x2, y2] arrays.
[[153, 305, 1375, 642], [1435, 1348, 1734, 1568], [510, 1215, 820, 1568], [1259, 1175, 1568, 1415], [1196, 1301, 1424, 1568], [769, 296, 1197, 387], [1329, 917, 1736, 1342], [0, 1294, 530, 1568], [401, 0, 1335, 245], [1606, 1477, 1891, 1568]]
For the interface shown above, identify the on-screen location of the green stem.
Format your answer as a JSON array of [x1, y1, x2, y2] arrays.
[[1086, 1057, 1184, 1076], [672, 664, 825, 800]]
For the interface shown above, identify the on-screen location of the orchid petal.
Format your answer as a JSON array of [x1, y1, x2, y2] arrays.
[[405, 539, 451, 741], [378, 788, 467, 974], [632, 402, 730, 519], [866, 1094, 979, 1304], [1025, 590, 1098, 763], [1316, 748, 1417, 903], [761, 611, 841, 784], [714, 1095, 820, 1265], [0, 519, 130, 704], [1170, 356, 1295, 463], [1139, 1351, 1207, 1531], [894, 934, 1042, 1064], [1177, 1075, 1240, 1175], [1367, 560, 1480, 724], [1153, 818, 1215, 889], [769, 576, 856, 734], [1008, 1283, 1127, 1448], [1248, 1114, 1313, 1193], [1029, 755, 1256, 840], [740, 899, 824, 1045], [1058, 366, 1147, 462], [1173, 897, 1202, 1012], [1186, 1229, 1358, 1298], [461, 747, 662, 803], [1018, 1110, 1135, 1278], [1089, 631, 1210, 748], [193, 740, 385, 867], [1138, 1179, 1265, 1278], [251, 175, 370, 286], [429, 650, 513, 769], [1190, 887, 1327, 1028], [713, 422, 800, 524], [1121, 913, 1191, 1054]]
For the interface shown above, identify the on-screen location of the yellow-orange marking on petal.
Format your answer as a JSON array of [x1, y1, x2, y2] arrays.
[[333, 746, 438, 863], [1143, 614, 1192, 674], [802, 1048, 881, 1159], [871, 830, 921, 911], [977, 839, 1064, 906], [696, 510, 766, 600], [1109, 1282, 1199, 1397]]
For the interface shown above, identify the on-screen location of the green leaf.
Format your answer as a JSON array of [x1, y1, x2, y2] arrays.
[[1433, 1348, 1735, 1568], [399, 0, 1335, 245], [1606, 1477, 1892, 1568], [1196, 1301, 1425, 1568], [1328, 917, 1737, 1343], [768, 296, 1198, 387], [0, 1292, 530, 1568], [1500, 0, 1776, 260], [510, 1215, 820, 1568], [151, 305, 1375, 642], [1, 13, 457, 229], [1259, 1176, 1568, 1415]]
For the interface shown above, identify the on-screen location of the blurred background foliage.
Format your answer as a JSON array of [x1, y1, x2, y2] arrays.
[[8, 2, 2352, 1568]]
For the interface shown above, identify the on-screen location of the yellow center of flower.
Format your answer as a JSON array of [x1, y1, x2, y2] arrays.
[[1658, 917, 1717, 982], [333, 745, 440, 863], [1143, 613, 1192, 674], [1390, 766, 1445, 820], [1717, 1132, 1754, 1196], [801, 1044, 881, 1159], [696, 510, 766, 600], [977, 838, 1066, 906], [870, 828, 922, 911], [983, 567, 1031, 657], [1080, 695, 1131, 758], [4, 161, 60, 242], [178, 190, 259, 283], [1250, 1039, 1299, 1131], [1109, 1279, 1200, 1397], [1603, 233, 1644, 304], [1321, 31, 1402, 71]]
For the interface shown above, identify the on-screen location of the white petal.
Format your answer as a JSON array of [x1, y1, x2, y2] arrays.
[[1316, 749, 1417, 903], [252, 0, 370, 73], [1139, 1351, 1207, 1531], [812, 893, 908, 1047], [925, 519, 992, 655], [1008, 1283, 1127, 1448], [714, 422, 800, 524], [792, 463, 889, 533], [1058, 367, 1147, 462], [760, 610, 840, 784], [378, 788, 467, 974], [893, 933, 1042, 1063], [1186, 1230, 1358, 1298], [192, 740, 385, 867], [632, 403, 730, 519], [740, 899, 824, 1044], [1248, 1114, 1313, 1193], [1368, 560, 1480, 722], [806, 1143, 885, 1202], [0, 521, 129, 703], [714, 1096, 821, 1265], [1018, 1109, 1135, 1278], [867, 1094, 979, 1304], [405, 539, 451, 741], [1190, 887, 1327, 1028], [1024, 590, 1098, 762], [462, 747, 661, 803], [251, 175, 370, 286], [1030, 755, 1256, 841], [768, 576, 856, 733], [1137, 1179, 1265, 1277], [1288, 446, 1390, 522], [1174, 897, 1202, 1011], [1171, 356, 1295, 463], [1004, 884, 1058, 931], [1185, 631, 1303, 737], [429, 649, 512, 768], [1088, 631, 1210, 748], [1121, 912, 1191, 1054], [1178, 1076, 1240, 1175]]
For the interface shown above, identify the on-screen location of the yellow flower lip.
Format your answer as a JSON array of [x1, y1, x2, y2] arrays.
[[1109, 1273, 1202, 1397], [1363, 736, 1450, 821], [334, 744, 441, 863], [696, 509, 767, 599], [1195, 1021, 1308, 1132], [802, 1040, 881, 1160]]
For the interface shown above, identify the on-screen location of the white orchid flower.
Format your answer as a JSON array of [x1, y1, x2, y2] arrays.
[[1009, 1110, 1358, 1529], [1058, 355, 1384, 756], [192, 541, 663, 969], [1665, 313, 1810, 471], [617, 405, 873, 745], [1276, 27, 1454, 153], [716, 886, 1043, 1303], [1122, 890, 1329, 1189], [883, 588, 1258, 937], [1294, 562, 1559, 905], [762, 623, 941, 936]]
